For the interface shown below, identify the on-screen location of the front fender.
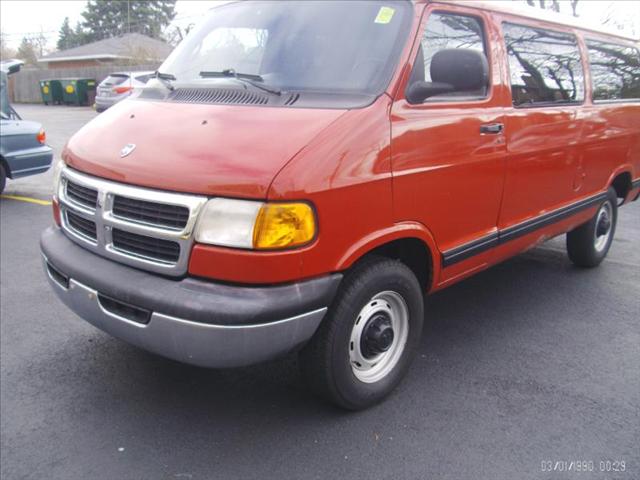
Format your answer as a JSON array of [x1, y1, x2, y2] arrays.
[[335, 221, 442, 288]]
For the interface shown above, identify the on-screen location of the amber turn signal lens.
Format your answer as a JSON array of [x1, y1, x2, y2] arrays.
[[253, 203, 316, 249], [36, 129, 46, 144]]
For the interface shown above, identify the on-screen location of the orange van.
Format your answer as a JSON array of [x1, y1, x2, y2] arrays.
[[41, 0, 640, 409]]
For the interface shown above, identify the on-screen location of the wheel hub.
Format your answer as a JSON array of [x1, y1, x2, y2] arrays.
[[596, 214, 611, 237], [349, 291, 410, 384], [361, 313, 395, 358], [593, 201, 613, 253]]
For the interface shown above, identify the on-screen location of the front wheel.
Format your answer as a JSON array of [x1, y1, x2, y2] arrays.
[[566, 188, 618, 268], [300, 257, 424, 410]]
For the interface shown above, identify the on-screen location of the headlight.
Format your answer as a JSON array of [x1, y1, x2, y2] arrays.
[[52, 159, 65, 196], [195, 198, 263, 249], [195, 199, 316, 250]]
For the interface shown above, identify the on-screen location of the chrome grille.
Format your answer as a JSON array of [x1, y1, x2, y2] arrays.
[[57, 167, 208, 276], [112, 228, 180, 263], [66, 180, 98, 209], [66, 210, 97, 242], [112, 195, 189, 230]]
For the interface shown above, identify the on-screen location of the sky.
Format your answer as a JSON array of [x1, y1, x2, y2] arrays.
[[0, 0, 222, 50], [0, 0, 638, 52]]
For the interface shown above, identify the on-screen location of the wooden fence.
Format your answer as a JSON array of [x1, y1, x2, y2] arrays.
[[9, 64, 161, 104]]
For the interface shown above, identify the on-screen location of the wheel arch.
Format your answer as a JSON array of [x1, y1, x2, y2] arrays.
[[0, 155, 11, 179], [606, 166, 634, 204], [335, 222, 441, 292]]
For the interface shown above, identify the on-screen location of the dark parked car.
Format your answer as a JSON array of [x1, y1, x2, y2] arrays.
[[0, 60, 53, 193]]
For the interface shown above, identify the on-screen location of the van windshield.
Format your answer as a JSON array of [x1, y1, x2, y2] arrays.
[[158, 0, 412, 98]]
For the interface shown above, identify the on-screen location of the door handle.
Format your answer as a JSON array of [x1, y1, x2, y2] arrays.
[[480, 123, 504, 135]]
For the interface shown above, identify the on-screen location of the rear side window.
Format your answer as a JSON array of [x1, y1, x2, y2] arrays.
[[586, 40, 640, 101], [102, 75, 129, 86], [413, 12, 487, 100], [503, 23, 584, 107], [134, 74, 153, 84]]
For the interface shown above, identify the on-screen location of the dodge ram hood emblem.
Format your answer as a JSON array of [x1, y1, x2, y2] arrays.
[[120, 144, 136, 158]]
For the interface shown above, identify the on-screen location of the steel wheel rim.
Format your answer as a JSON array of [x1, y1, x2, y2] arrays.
[[349, 290, 409, 384], [594, 201, 613, 253]]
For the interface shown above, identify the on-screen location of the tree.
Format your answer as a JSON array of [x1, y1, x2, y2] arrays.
[[524, 0, 579, 17], [81, 0, 177, 43], [600, 3, 638, 38], [57, 17, 77, 51], [569, 0, 579, 17], [74, 21, 89, 47], [0, 32, 16, 60], [164, 23, 195, 47], [16, 37, 38, 65], [25, 29, 48, 58]]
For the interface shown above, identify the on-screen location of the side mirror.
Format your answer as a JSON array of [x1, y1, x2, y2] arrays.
[[406, 48, 489, 104], [406, 81, 454, 104]]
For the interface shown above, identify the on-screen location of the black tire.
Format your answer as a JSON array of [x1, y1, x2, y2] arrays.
[[300, 256, 424, 410], [0, 163, 6, 194], [567, 187, 618, 268]]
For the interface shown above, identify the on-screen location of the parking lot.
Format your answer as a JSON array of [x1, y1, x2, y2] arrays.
[[1, 105, 639, 480]]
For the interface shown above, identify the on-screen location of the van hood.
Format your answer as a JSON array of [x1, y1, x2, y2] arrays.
[[64, 99, 346, 198]]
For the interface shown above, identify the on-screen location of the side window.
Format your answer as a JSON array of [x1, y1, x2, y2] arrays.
[[503, 23, 584, 107], [411, 12, 488, 101], [586, 40, 640, 101]]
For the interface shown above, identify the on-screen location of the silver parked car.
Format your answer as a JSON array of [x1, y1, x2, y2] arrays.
[[1, 60, 53, 193], [95, 71, 155, 113]]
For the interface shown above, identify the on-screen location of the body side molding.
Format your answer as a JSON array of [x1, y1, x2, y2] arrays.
[[442, 192, 607, 267]]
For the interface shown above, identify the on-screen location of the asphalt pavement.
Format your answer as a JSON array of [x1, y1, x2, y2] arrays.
[[1, 105, 639, 480]]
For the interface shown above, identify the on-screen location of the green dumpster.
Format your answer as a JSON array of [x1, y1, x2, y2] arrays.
[[60, 78, 97, 106], [39, 79, 63, 105]]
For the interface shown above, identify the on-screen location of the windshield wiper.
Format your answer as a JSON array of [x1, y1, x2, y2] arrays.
[[154, 71, 175, 91], [199, 69, 281, 96]]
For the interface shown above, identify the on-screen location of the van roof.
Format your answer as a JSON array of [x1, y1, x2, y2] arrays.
[[428, 0, 639, 43]]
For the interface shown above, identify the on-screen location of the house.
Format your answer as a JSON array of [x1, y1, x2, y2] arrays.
[[38, 33, 172, 69]]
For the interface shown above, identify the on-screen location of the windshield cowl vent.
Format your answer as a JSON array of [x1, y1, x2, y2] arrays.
[[284, 93, 301, 106], [168, 88, 270, 106]]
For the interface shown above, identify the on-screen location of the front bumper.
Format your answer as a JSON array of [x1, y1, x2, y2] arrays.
[[41, 227, 341, 367], [95, 95, 126, 111]]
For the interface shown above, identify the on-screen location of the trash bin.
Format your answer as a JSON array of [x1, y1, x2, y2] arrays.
[[39, 79, 63, 105], [60, 78, 97, 106]]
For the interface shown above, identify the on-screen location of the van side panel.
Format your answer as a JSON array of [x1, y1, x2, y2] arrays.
[[389, 4, 510, 288], [396, 5, 638, 291], [494, 15, 588, 234], [579, 103, 640, 196]]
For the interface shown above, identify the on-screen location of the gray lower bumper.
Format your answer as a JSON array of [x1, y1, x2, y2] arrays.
[[44, 261, 327, 368], [95, 96, 124, 111]]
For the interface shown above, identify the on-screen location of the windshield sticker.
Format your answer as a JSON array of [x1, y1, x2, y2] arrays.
[[375, 6, 395, 24]]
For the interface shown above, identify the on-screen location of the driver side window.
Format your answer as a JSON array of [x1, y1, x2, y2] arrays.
[[411, 12, 488, 100]]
